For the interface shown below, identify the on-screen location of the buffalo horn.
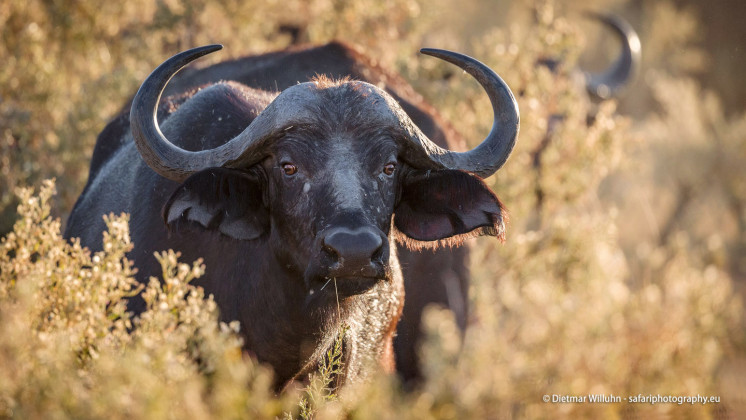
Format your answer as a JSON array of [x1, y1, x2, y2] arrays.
[[396, 49, 520, 178], [584, 13, 641, 99], [131, 45, 520, 181], [131, 44, 288, 182]]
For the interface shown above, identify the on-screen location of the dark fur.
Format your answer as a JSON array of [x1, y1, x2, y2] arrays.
[[65, 42, 503, 386]]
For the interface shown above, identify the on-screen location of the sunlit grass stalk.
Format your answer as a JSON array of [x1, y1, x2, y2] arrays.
[[287, 323, 349, 420]]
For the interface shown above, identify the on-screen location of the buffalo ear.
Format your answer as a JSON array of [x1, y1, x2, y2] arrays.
[[394, 169, 506, 249], [163, 167, 268, 240]]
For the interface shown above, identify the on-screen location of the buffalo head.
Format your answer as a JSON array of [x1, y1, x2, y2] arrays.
[[129, 45, 518, 315]]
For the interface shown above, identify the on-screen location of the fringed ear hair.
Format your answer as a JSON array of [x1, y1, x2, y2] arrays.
[[394, 169, 507, 250]]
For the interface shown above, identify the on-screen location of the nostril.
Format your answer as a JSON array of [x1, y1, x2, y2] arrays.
[[371, 240, 384, 262], [322, 239, 340, 259], [367, 232, 384, 258]]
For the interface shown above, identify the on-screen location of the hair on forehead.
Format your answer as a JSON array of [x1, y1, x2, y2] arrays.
[[310, 74, 352, 88], [292, 76, 399, 136]]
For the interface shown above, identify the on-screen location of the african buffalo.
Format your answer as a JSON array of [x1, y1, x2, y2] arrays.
[[148, 41, 474, 384], [64, 44, 519, 387], [530, 13, 640, 219]]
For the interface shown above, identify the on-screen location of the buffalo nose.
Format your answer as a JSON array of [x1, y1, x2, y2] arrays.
[[322, 227, 384, 269]]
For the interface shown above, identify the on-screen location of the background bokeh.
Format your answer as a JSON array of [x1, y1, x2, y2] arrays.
[[2, 0, 745, 418]]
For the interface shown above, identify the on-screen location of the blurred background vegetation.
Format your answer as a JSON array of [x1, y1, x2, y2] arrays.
[[2, 0, 746, 418]]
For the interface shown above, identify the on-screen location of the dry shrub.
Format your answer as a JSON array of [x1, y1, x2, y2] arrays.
[[1, 179, 742, 418], [405, 3, 744, 418], [0, 181, 287, 419]]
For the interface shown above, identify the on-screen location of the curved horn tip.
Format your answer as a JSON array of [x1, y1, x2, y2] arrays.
[[203, 44, 224, 52], [412, 47, 520, 178], [174, 44, 225, 60], [419, 48, 465, 61], [129, 43, 226, 182], [583, 12, 641, 50], [188, 44, 224, 56]]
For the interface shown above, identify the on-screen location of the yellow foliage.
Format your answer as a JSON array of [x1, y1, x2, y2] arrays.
[[0, 181, 287, 419]]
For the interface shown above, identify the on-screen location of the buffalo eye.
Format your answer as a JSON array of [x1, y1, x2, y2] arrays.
[[383, 162, 396, 176], [281, 162, 297, 176]]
